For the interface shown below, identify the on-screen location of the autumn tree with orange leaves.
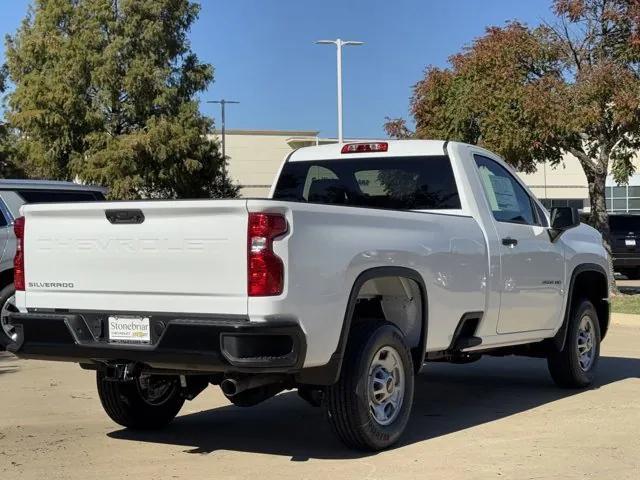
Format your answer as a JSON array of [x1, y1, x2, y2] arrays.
[[387, 0, 640, 245]]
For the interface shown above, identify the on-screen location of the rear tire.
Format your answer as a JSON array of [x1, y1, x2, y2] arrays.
[[97, 372, 185, 429], [324, 321, 415, 451], [547, 299, 601, 388]]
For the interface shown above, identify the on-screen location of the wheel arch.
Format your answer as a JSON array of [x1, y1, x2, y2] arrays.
[[553, 263, 609, 351], [295, 266, 428, 386]]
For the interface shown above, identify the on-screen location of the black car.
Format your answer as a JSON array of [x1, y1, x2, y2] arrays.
[[608, 214, 640, 279]]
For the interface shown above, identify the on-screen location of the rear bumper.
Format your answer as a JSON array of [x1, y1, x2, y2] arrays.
[[6, 312, 306, 374]]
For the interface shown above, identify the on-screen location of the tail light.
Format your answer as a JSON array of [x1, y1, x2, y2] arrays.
[[341, 142, 388, 154], [14, 216, 25, 291], [248, 213, 287, 296]]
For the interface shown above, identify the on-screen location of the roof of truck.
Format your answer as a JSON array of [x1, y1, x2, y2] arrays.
[[289, 139, 448, 162], [0, 179, 107, 193]]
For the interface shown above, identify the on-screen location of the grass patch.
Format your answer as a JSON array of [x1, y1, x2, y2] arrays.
[[611, 295, 640, 315]]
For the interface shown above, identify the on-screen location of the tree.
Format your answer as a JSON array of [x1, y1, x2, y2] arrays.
[[4, 0, 238, 199], [386, 0, 640, 246], [0, 123, 24, 179], [0, 65, 24, 178]]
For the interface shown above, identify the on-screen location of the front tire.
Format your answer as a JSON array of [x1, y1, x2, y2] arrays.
[[324, 322, 415, 451], [97, 372, 185, 429], [547, 299, 601, 388]]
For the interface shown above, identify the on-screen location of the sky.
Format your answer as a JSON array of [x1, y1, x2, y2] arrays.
[[0, 0, 556, 139]]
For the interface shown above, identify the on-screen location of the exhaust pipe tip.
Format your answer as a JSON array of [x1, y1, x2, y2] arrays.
[[220, 374, 288, 398], [220, 378, 239, 396]]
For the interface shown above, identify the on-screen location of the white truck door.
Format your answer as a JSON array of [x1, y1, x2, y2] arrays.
[[474, 154, 565, 333]]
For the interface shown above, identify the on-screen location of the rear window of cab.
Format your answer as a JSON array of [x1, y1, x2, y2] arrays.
[[273, 156, 461, 210]]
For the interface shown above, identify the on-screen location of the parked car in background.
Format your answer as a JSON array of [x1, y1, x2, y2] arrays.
[[607, 214, 640, 279], [0, 180, 106, 349]]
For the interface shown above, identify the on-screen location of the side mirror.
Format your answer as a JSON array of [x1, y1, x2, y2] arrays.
[[548, 207, 580, 241]]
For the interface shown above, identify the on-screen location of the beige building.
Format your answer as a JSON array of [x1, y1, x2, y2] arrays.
[[210, 130, 327, 197], [519, 153, 640, 213], [214, 129, 640, 213]]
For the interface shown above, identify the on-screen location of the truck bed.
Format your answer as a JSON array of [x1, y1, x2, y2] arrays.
[[15, 196, 489, 368]]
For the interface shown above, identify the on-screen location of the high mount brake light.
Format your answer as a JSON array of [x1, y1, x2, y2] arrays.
[[247, 213, 287, 296], [14, 216, 25, 291], [341, 142, 388, 154]]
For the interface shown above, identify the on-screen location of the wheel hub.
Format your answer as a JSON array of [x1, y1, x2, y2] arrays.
[[577, 314, 596, 372], [135, 375, 179, 406], [368, 346, 405, 426], [1, 295, 18, 342]]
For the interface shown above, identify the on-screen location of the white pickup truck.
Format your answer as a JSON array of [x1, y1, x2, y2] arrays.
[[6, 140, 610, 451]]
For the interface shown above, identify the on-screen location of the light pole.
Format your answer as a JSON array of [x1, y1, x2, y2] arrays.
[[315, 38, 364, 144], [207, 99, 239, 158]]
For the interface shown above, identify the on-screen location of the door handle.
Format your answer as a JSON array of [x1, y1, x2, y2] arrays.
[[502, 237, 518, 247]]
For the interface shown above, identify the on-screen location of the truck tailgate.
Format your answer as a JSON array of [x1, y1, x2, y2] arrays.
[[21, 200, 249, 315]]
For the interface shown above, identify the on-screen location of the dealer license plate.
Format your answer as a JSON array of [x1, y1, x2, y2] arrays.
[[108, 316, 151, 344]]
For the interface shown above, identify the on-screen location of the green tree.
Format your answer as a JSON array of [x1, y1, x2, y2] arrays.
[[0, 65, 23, 178], [386, 0, 640, 244], [0, 123, 23, 179], [4, 0, 238, 199]]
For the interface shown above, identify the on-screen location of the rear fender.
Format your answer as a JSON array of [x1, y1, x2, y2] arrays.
[[295, 266, 428, 385]]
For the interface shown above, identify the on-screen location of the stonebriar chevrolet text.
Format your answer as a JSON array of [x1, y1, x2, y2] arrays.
[[5, 140, 610, 451]]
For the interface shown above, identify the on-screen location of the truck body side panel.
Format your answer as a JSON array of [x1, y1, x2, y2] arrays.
[[247, 199, 488, 367]]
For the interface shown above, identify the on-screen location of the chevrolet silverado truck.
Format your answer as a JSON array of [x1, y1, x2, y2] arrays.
[[5, 140, 610, 451]]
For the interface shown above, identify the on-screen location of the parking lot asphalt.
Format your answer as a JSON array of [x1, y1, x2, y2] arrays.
[[1, 315, 639, 480]]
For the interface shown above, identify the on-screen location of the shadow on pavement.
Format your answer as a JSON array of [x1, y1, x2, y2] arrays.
[[108, 355, 640, 460], [0, 351, 18, 375]]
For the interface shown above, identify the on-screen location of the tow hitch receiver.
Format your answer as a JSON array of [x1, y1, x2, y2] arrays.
[[103, 363, 138, 382]]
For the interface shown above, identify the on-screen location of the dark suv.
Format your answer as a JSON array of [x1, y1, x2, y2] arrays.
[[0, 180, 106, 349], [608, 214, 640, 279]]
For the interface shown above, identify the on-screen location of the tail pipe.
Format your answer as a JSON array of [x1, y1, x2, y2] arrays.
[[220, 374, 286, 397]]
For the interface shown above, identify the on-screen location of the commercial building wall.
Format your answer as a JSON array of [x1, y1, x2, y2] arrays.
[[517, 154, 589, 203], [210, 130, 319, 197]]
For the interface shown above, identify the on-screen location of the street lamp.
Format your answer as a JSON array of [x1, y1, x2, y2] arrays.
[[315, 38, 364, 144], [206, 99, 240, 158]]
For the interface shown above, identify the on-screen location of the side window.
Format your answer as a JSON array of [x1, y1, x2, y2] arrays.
[[534, 202, 549, 227], [474, 155, 536, 225]]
